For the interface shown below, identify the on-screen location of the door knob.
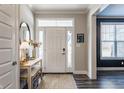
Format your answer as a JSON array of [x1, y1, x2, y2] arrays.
[[62, 48, 66, 55], [12, 61, 17, 66], [63, 48, 65, 51]]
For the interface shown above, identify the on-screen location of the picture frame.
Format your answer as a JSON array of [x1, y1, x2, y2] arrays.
[[77, 33, 84, 43]]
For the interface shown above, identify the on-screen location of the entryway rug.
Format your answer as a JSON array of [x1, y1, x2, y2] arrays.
[[73, 71, 124, 89]]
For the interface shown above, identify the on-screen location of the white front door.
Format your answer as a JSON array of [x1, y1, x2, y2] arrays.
[[0, 5, 18, 89], [45, 28, 66, 73]]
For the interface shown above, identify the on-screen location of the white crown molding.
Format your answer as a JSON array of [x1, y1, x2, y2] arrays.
[[34, 10, 88, 15], [98, 4, 109, 13], [27, 4, 34, 13]]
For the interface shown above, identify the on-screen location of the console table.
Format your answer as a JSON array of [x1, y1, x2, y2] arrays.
[[20, 58, 42, 89]]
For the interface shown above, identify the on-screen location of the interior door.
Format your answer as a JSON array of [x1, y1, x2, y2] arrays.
[[0, 5, 17, 89], [45, 28, 66, 73]]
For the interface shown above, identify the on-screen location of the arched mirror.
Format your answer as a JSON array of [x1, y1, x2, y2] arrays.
[[19, 22, 32, 62], [19, 22, 31, 44]]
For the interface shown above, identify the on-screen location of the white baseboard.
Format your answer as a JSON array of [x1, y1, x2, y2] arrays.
[[97, 67, 124, 71], [73, 71, 88, 75]]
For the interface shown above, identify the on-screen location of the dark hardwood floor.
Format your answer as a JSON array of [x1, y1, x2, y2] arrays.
[[73, 71, 124, 89]]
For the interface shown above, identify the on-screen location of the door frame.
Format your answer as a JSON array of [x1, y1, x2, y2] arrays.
[[36, 27, 75, 73], [15, 5, 20, 89]]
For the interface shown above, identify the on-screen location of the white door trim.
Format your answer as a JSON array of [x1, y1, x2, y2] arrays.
[[36, 27, 75, 73], [15, 5, 20, 89]]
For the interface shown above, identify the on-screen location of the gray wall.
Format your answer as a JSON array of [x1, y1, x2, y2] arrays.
[[98, 4, 124, 17], [35, 13, 87, 73]]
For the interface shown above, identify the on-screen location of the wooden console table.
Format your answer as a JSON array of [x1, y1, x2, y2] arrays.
[[20, 58, 42, 89]]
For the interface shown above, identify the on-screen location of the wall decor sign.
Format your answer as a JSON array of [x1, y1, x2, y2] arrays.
[[77, 33, 84, 43]]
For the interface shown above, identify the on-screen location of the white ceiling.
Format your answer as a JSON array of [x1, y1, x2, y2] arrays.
[[29, 4, 94, 14]]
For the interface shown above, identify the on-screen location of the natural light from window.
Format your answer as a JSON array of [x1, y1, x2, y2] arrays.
[[39, 31, 43, 58], [38, 19, 73, 27], [67, 31, 72, 68], [101, 22, 124, 58]]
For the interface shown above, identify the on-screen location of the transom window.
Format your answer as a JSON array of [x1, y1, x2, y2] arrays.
[[37, 19, 73, 27], [101, 22, 124, 58]]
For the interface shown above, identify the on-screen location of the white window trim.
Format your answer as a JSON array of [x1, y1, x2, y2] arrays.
[[100, 22, 124, 59]]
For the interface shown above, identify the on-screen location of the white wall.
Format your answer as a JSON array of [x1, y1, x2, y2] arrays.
[[86, 5, 102, 79], [35, 13, 87, 73], [19, 5, 34, 40]]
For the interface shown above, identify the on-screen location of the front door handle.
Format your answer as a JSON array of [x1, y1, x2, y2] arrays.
[[12, 61, 17, 66], [62, 48, 66, 55], [63, 48, 65, 52]]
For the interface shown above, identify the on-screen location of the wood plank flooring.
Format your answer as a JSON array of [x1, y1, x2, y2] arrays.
[[40, 74, 77, 89], [73, 71, 124, 89]]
